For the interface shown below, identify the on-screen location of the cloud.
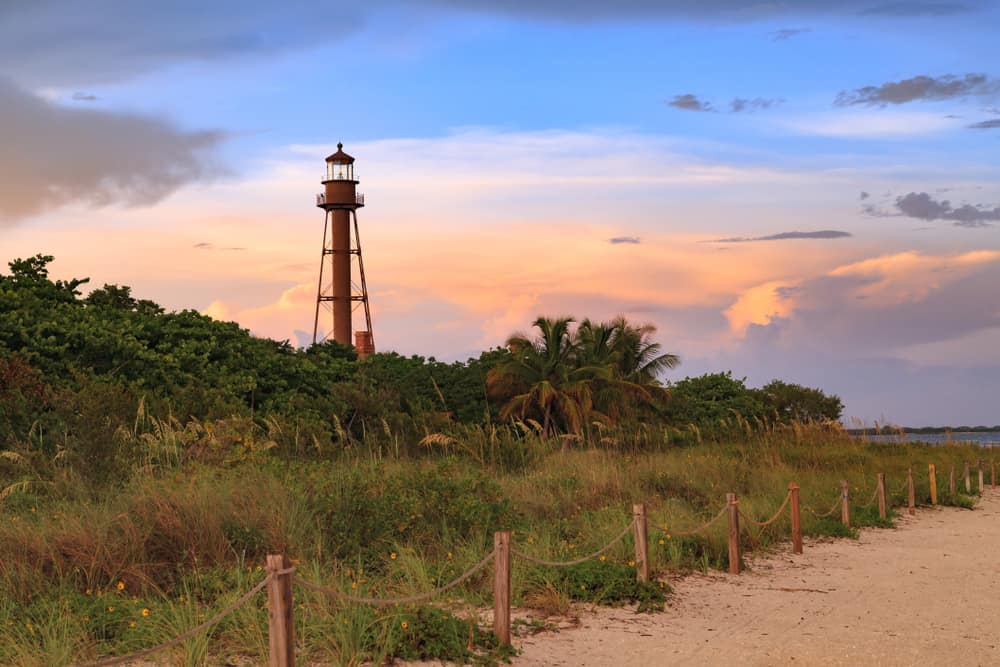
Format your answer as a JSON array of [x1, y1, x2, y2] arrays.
[[194, 242, 246, 251], [609, 236, 641, 244], [783, 110, 956, 137], [668, 94, 714, 112], [71, 92, 99, 101], [894, 191, 1000, 226], [730, 97, 782, 112], [968, 119, 1000, 129], [430, 0, 982, 20], [0, 77, 225, 224], [707, 230, 852, 243], [860, 191, 871, 200], [769, 28, 810, 41], [0, 1, 364, 86], [835, 73, 1000, 106], [860, 2, 973, 15], [670, 94, 780, 113]]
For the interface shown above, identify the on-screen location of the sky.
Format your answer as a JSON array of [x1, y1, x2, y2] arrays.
[[2, 0, 1000, 427]]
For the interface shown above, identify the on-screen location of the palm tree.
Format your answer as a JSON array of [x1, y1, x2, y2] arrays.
[[607, 316, 680, 385], [576, 317, 678, 423], [489, 315, 680, 435], [487, 317, 607, 435]]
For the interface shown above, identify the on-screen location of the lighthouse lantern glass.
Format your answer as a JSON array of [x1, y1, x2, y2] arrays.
[[326, 162, 354, 181]]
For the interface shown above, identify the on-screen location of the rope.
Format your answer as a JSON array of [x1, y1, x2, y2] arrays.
[[71, 567, 291, 667], [663, 503, 731, 538], [511, 522, 633, 567], [805, 495, 842, 518], [739, 491, 791, 527], [857, 486, 880, 509], [293, 549, 494, 606]]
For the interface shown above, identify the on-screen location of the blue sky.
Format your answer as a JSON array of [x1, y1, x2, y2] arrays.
[[2, 0, 1000, 426]]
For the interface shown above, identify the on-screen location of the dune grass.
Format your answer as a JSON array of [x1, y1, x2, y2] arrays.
[[0, 420, 990, 665]]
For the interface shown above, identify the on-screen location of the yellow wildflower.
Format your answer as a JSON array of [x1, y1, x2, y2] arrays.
[[116, 581, 125, 591], [129, 621, 136, 628], [390, 552, 397, 560], [141, 608, 150, 617], [401, 621, 409, 629], [628, 560, 636, 567], [599, 555, 606, 562], [658, 539, 665, 545], [107, 606, 114, 613]]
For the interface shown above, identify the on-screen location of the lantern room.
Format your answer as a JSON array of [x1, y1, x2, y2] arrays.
[[323, 142, 356, 182]]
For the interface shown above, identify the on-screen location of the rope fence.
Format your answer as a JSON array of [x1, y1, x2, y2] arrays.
[[71, 460, 994, 667], [510, 522, 633, 568], [740, 490, 792, 528], [71, 567, 293, 667], [659, 503, 730, 538], [292, 549, 495, 606], [806, 495, 842, 518]]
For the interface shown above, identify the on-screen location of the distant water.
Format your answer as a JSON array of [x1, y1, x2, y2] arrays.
[[856, 432, 1000, 446]]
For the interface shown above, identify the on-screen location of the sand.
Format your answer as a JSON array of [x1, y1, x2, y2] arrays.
[[512, 491, 1000, 666]]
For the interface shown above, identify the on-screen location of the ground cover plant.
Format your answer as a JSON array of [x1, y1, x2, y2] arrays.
[[0, 255, 990, 665], [1, 419, 987, 665]]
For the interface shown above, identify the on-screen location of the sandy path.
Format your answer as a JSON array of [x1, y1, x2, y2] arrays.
[[514, 491, 1000, 666]]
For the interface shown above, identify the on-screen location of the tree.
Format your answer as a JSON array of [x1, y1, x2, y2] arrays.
[[752, 380, 843, 423], [575, 317, 677, 423], [487, 317, 607, 435], [667, 372, 766, 431]]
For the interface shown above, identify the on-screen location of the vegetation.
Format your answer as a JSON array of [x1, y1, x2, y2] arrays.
[[0, 255, 986, 666]]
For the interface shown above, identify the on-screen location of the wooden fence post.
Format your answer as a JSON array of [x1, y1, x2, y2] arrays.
[[877, 473, 887, 520], [840, 480, 850, 527], [633, 503, 649, 583], [726, 493, 740, 574], [963, 461, 970, 493], [992, 460, 996, 490], [840, 479, 851, 528], [978, 459, 984, 492], [907, 467, 915, 515], [266, 554, 294, 667], [789, 482, 802, 555], [493, 531, 511, 646], [949, 464, 956, 497], [929, 464, 937, 506]]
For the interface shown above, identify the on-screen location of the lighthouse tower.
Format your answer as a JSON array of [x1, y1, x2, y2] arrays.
[[312, 143, 374, 358]]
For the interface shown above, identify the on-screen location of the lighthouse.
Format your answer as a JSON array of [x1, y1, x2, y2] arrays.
[[312, 143, 374, 358]]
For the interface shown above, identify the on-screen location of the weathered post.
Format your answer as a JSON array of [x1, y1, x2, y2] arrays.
[[992, 460, 996, 490], [907, 467, 915, 515], [266, 554, 295, 667], [949, 464, 956, 497], [877, 473, 887, 520], [493, 531, 511, 645], [726, 493, 740, 574], [839, 480, 850, 527], [633, 503, 649, 583], [789, 482, 802, 555], [964, 461, 971, 493], [929, 464, 937, 505], [978, 459, 984, 492]]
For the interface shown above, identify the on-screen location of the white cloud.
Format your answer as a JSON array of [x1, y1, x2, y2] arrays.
[[780, 111, 959, 138]]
